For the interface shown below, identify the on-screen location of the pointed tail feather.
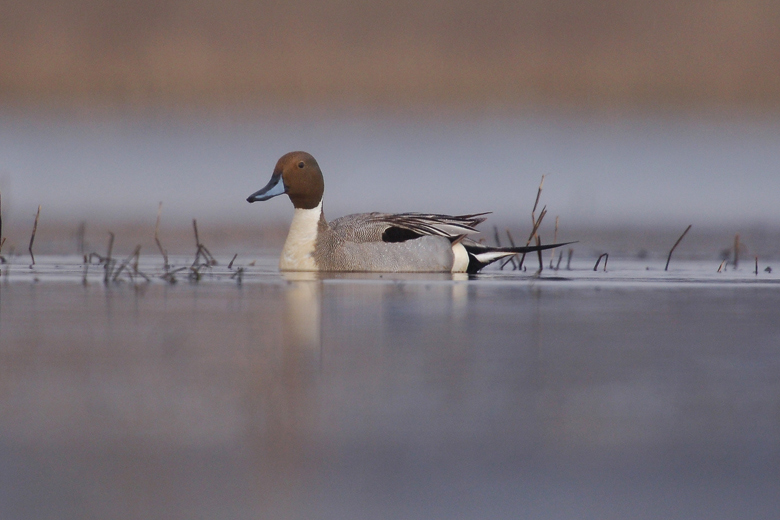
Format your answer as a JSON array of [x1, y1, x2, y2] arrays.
[[464, 241, 577, 273]]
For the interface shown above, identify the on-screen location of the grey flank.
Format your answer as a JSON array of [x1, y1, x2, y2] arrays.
[[314, 224, 455, 271]]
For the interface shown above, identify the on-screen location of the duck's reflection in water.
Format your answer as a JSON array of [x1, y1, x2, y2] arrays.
[[246, 271, 477, 516], [281, 272, 323, 357], [245, 272, 323, 519]]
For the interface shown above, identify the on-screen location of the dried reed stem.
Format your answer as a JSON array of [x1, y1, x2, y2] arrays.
[[518, 206, 547, 269], [594, 253, 609, 271], [189, 265, 202, 282], [82, 254, 89, 285], [193, 218, 200, 247], [228, 254, 238, 270], [191, 219, 217, 268], [161, 266, 188, 284], [28, 205, 41, 266], [733, 234, 740, 269], [2, 247, 11, 278], [566, 248, 573, 270], [154, 202, 169, 270], [494, 226, 509, 270], [230, 267, 244, 285], [113, 245, 142, 282], [717, 260, 727, 273], [549, 216, 559, 268], [499, 229, 519, 270], [755, 256, 758, 275], [189, 218, 215, 280], [515, 175, 546, 270], [531, 174, 545, 221], [535, 235, 543, 272], [665, 224, 692, 271], [103, 232, 115, 284], [133, 262, 151, 283]]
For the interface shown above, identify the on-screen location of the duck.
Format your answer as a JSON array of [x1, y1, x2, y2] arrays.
[[247, 151, 572, 273]]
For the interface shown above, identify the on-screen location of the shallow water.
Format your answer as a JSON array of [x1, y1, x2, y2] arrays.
[[1, 256, 779, 519]]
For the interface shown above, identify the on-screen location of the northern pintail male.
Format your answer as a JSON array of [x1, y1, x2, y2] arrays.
[[247, 151, 571, 273]]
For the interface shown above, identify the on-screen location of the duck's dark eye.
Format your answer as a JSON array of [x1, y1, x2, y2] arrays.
[[297, 161, 305, 169]]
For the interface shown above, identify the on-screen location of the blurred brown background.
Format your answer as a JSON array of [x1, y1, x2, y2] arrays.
[[2, 0, 780, 109]]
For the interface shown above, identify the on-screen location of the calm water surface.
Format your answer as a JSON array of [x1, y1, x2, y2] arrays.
[[1, 257, 778, 519]]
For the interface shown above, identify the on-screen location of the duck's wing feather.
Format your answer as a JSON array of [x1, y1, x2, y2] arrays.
[[329, 212, 490, 243]]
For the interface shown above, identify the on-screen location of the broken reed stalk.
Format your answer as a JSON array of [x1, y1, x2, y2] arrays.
[[594, 253, 609, 271], [193, 218, 200, 248], [133, 247, 140, 274], [535, 235, 543, 272], [755, 256, 758, 275], [518, 206, 547, 269], [499, 229, 519, 270], [103, 232, 115, 284], [717, 259, 727, 273], [196, 244, 217, 267], [191, 219, 217, 268], [112, 245, 142, 282], [230, 266, 244, 285], [665, 224, 692, 271], [154, 202, 169, 271], [28, 205, 41, 266], [111, 245, 151, 283], [161, 266, 188, 284], [733, 234, 740, 269], [548, 216, 559, 268], [132, 259, 151, 283], [192, 219, 203, 265], [555, 251, 563, 270], [531, 175, 545, 220], [566, 249, 573, 270], [189, 265, 202, 282], [514, 175, 546, 270], [3, 247, 12, 278], [228, 253, 238, 270]]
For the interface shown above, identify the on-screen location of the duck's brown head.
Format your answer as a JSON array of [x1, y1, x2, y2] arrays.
[[247, 151, 325, 210]]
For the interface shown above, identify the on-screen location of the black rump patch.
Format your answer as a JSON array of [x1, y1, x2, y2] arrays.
[[382, 227, 423, 243]]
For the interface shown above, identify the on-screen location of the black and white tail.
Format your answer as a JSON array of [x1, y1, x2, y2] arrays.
[[462, 240, 575, 274]]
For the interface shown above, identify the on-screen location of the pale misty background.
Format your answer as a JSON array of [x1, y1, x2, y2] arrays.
[[1, 0, 779, 235], [2, 110, 779, 230]]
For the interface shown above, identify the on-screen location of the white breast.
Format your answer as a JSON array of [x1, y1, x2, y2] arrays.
[[280, 201, 322, 271]]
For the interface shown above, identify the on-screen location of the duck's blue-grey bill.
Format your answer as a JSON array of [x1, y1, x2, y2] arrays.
[[247, 174, 286, 202]]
